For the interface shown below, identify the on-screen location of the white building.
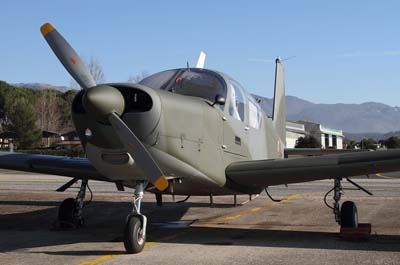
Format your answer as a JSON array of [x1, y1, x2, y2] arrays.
[[285, 121, 307, 148], [297, 120, 344, 149]]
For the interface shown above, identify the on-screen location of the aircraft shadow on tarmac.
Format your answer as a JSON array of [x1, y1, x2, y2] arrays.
[[1, 200, 400, 255]]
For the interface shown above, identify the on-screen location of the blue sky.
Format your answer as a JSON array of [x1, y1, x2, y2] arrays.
[[1, 0, 400, 106]]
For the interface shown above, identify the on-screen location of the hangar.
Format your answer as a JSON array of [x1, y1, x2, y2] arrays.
[[285, 121, 307, 148], [286, 121, 344, 149]]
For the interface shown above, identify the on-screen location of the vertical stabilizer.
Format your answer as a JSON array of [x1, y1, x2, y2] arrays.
[[196, 51, 206, 68], [272, 57, 286, 146]]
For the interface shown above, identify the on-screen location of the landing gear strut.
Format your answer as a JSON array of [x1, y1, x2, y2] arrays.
[[58, 179, 89, 228], [124, 182, 147, 254], [325, 178, 359, 229]]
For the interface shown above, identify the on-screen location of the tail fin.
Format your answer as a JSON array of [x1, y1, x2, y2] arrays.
[[196, 51, 206, 68], [272, 57, 286, 146]]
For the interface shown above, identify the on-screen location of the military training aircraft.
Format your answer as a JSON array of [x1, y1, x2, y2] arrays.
[[1, 22, 400, 254]]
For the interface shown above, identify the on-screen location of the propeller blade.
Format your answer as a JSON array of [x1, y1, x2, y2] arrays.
[[40, 23, 96, 89], [108, 112, 168, 191]]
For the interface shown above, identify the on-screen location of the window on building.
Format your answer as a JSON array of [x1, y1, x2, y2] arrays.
[[325, 134, 329, 148], [332, 135, 337, 148]]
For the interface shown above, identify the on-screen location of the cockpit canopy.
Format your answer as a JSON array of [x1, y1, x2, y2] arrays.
[[140, 68, 263, 129], [139, 68, 226, 104]]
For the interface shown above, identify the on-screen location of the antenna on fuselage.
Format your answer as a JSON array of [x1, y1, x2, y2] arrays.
[[281, 55, 296, 62]]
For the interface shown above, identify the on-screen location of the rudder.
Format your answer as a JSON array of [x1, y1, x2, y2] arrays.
[[272, 57, 286, 147]]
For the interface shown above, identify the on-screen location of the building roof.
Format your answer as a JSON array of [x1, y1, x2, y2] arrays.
[[286, 121, 307, 134], [42, 130, 60, 138], [0, 132, 17, 138], [296, 120, 343, 137]]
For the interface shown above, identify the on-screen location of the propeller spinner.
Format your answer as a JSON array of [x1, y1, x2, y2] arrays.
[[40, 23, 168, 191]]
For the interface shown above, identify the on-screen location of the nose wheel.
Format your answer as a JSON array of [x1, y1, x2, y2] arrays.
[[124, 216, 146, 253], [124, 182, 147, 254]]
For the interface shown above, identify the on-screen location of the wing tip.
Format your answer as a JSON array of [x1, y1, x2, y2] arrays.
[[40, 23, 55, 36]]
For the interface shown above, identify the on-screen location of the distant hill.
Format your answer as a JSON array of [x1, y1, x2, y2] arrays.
[[345, 131, 400, 141], [5, 81, 400, 135], [253, 95, 400, 134], [12, 83, 73, 92]]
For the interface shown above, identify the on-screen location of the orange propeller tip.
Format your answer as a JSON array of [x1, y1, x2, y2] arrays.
[[154, 176, 168, 191], [40, 23, 54, 36]]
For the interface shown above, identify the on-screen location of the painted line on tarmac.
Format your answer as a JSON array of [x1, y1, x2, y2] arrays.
[[197, 192, 312, 227], [376, 173, 399, 179], [79, 193, 315, 264], [78, 231, 186, 265], [240, 194, 260, 205], [79, 255, 120, 265]]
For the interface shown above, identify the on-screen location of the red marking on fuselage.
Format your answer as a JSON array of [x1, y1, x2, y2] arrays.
[[276, 138, 282, 157], [70, 57, 76, 64], [128, 143, 135, 149]]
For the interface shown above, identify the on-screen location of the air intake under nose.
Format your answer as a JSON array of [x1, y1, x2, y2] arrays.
[[116, 84, 162, 141], [121, 88, 153, 113]]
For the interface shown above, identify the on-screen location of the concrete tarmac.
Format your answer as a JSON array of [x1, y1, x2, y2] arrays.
[[0, 169, 399, 265]]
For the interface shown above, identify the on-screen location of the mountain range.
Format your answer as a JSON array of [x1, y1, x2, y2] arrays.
[[12, 83, 72, 92], [8, 82, 400, 139], [253, 95, 400, 138]]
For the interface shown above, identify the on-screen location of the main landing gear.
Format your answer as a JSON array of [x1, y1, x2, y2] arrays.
[[57, 179, 91, 228], [124, 182, 147, 254], [55, 179, 148, 253], [324, 178, 372, 229]]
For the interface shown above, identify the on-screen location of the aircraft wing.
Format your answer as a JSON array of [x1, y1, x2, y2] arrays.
[[284, 148, 366, 157], [0, 151, 107, 181], [225, 149, 400, 193]]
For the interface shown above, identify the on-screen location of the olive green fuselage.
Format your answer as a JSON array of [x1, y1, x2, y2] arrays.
[[71, 71, 283, 195]]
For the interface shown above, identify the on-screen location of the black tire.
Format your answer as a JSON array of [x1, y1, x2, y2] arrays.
[[340, 201, 358, 228], [58, 198, 77, 223], [124, 216, 146, 254]]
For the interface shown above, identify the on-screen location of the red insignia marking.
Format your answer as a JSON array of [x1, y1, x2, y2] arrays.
[[69, 57, 76, 64], [276, 138, 282, 157]]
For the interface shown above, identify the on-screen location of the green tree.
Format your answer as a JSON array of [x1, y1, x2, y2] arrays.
[[0, 82, 35, 130], [295, 135, 321, 148], [343, 138, 357, 149], [6, 97, 41, 148], [384, 136, 400, 149], [359, 138, 376, 150]]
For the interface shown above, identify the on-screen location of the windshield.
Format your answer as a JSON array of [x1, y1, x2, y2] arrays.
[[139, 69, 227, 104], [139, 70, 178, 90]]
